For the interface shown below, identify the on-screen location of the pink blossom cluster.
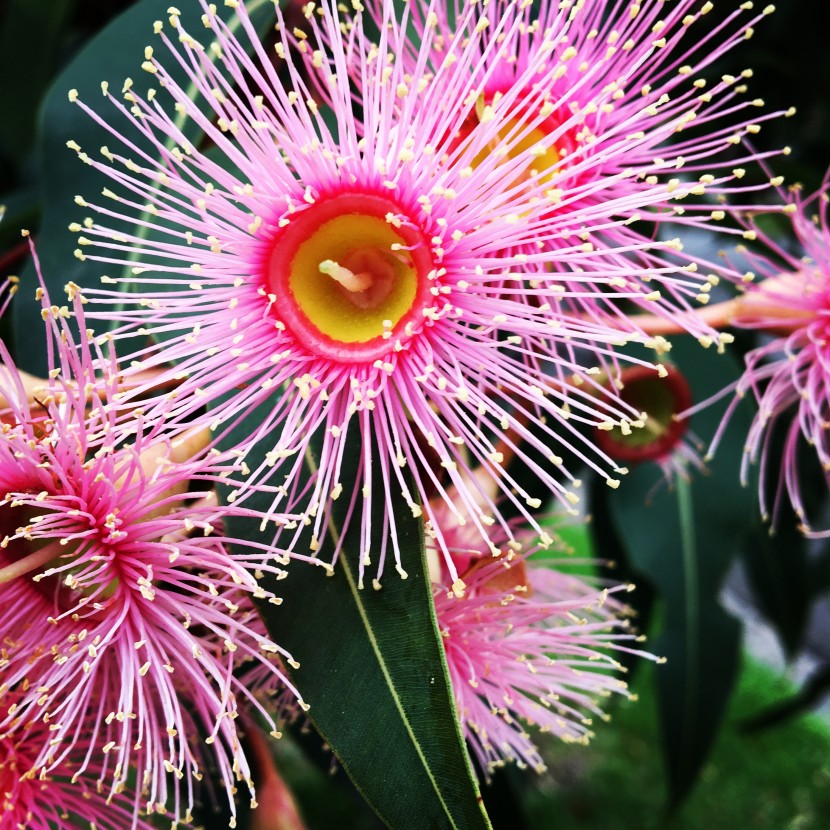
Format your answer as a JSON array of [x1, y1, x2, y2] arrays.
[[67, 0, 780, 586], [1, 272, 306, 827], [2, 0, 825, 825], [424, 494, 656, 777], [707, 172, 830, 536]]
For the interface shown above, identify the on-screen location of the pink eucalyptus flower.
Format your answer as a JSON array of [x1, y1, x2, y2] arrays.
[[62, 0, 690, 590], [421, 464, 656, 776], [326, 0, 787, 342], [429, 515, 652, 777], [0, 280, 304, 825], [708, 173, 830, 536], [1, 697, 159, 830]]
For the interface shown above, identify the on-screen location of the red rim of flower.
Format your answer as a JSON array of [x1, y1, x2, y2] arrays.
[[595, 364, 692, 464]]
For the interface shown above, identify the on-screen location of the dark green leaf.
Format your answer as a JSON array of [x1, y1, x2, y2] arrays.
[[222, 417, 491, 830], [0, 187, 39, 253], [0, 0, 77, 171], [807, 545, 830, 596], [587, 475, 657, 677], [656, 612, 741, 808], [742, 523, 809, 659], [611, 464, 743, 808], [477, 767, 530, 830], [13, 0, 275, 373], [740, 405, 822, 657], [607, 335, 759, 807], [275, 726, 385, 830]]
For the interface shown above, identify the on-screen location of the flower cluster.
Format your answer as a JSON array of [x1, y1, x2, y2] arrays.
[[335, 0, 781, 336], [426, 491, 654, 776], [2, 0, 819, 824], [65, 0, 782, 594], [1, 698, 158, 830], [0, 271, 304, 825], [708, 173, 830, 535]]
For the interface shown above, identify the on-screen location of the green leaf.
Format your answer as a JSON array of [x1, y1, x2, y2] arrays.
[[739, 407, 817, 658], [13, 0, 275, 374], [611, 463, 743, 808], [807, 545, 830, 596], [0, 0, 77, 170], [0, 189, 39, 354], [742, 523, 809, 659], [607, 335, 759, 807], [0, 187, 39, 250], [273, 728, 385, 830], [587, 475, 658, 676], [222, 420, 491, 830], [661, 476, 742, 807]]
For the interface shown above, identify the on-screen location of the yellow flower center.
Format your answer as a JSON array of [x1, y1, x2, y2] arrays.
[[267, 193, 434, 362], [449, 93, 571, 190], [482, 118, 563, 186]]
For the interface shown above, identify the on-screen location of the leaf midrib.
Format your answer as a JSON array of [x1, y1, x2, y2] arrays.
[[677, 475, 700, 771]]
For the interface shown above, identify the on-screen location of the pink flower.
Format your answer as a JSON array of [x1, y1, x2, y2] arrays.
[[709, 174, 830, 535], [62, 0, 674, 588], [0, 279, 303, 824], [429, 514, 652, 777], [1, 697, 157, 830], [328, 0, 785, 341]]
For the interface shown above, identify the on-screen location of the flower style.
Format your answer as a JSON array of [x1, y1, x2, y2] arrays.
[[0, 280, 304, 824], [427, 502, 651, 777], [1, 697, 158, 830], [63, 0, 675, 589], [708, 173, 830, 535], [332, 0, 786, 340]]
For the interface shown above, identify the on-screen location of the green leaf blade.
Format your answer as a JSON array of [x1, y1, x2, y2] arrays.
[[224, 424, 491, 830], [610, 461, 744, 808], [607, 335, 759, 807]]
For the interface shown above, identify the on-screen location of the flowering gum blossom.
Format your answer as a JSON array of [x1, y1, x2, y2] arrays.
[[595, 364, 692, 463]]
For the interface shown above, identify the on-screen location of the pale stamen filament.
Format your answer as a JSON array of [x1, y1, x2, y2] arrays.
[[0, 538, 65, 584]]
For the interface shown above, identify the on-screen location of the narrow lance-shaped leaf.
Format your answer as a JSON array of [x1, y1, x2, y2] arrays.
[[611, 462, 742, 807], [742, 522, 809, 660], [14, 0, 275, 373], [222, 411, 492, 830], [608, 335, 758, 806]]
